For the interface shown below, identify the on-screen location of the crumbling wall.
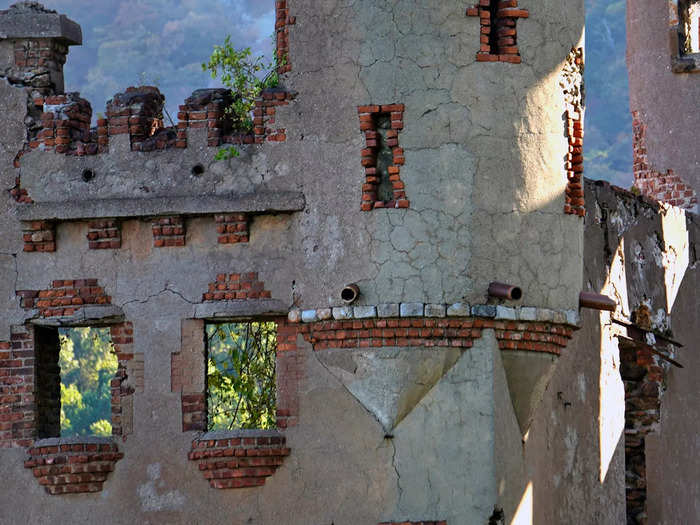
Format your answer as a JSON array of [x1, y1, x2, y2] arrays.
[[627, 0, 700, 212], [4, 1, 696, 524]]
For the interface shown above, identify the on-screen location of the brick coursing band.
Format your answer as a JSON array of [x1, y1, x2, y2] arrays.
[[87, 219, 121, 250], [152, 216, 186, 247], [358, 104, 409, 210], [466, 0, 528, 63], [22, 220, 56, 252], [24, 441, 124, 495], [188, 434, 291, 489], [202, 272, 271, 301], [17, 279, 111, 318], [215, 214, 249, 244], [292, 318, 573, 356]]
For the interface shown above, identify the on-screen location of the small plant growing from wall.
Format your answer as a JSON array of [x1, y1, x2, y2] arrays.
[[202, 36, 280, 160]]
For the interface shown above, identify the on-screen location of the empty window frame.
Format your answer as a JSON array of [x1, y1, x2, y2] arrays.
[[35, 326, 117, 438], [679, 0, 700, 54], [205, 321, 277, 431]]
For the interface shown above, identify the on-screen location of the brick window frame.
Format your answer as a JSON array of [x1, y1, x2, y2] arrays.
[[357, 104, 409, 210], [29, 321, 138, 441], [174, 316, 301, 432], [177, 316, 300, 489], [466, 0, 529, 64], [16, 318, 139, 495]]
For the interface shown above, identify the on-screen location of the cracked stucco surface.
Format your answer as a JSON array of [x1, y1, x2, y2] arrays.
[[12, 0, 584, 311]]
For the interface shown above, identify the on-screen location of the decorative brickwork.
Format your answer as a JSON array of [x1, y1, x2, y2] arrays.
[[247, 89, 293, 144], [188, 432, 290, 489], [0, 319, 140, 449], [30, 94, 95, 155], [24, 440, 124, 494], [0, 326, 35, 448], [17, 279, 111, 317], [177, 88, 294, 148], [22, 220, 55, 252], [106, 86, 167, 152], [632, 111, 697, 210], [560, 47, 585, 216], [466, 0, 528, 63], [275, 0, 296, 74], [295, 318, 479, 350], [358, 104, 409, 210], [290, 317, 573, 355], [152, 216, 186, 247], [173, 318, 300, 432], [87, 219, 121, 250], [215, 213, 249, 244], [202, 272, 271, 301], [492, 320, 574, 356], [619, 338, 672, 525], [177, 88, 234, 148]]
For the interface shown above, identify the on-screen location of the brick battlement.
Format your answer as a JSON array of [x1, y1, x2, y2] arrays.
[[23, 86, 296, 158]]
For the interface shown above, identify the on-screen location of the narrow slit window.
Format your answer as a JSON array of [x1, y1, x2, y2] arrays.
[[206, 321, 277, 431], [374, 113, 395, 202], [680, 0, 700, 54]]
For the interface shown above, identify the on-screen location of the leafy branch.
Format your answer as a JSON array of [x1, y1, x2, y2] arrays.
[[202, 36, 281, 160]]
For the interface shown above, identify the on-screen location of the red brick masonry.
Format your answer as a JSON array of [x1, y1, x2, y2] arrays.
[[293, 318, 573, 356], [188, 433, 291, 489], [24, 440, 124, 495], [467, 0, 528, 63]]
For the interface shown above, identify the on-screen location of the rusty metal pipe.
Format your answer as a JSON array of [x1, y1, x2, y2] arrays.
[[341, 283, 360, 305], [579, 292, 616, 311], [488, 282, 522, 301]]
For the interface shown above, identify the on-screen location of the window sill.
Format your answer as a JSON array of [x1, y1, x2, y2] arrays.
[[189, 429, 290, 489], [672, 52, 700, 73], [24, 436, 123, 495]]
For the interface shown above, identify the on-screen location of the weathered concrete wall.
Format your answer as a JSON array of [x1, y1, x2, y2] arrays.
[[3, 1, 698, 524], [627, 0, 700, 211], [504, 180, 699, 525], [645, 211, 700, 524]]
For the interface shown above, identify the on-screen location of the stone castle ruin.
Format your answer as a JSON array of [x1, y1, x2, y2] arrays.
[[0, 1, 698, 523]]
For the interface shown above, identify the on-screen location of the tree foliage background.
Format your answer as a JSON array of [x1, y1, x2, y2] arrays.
[[59, 327, 117, 437], [207, 322, 277, 431]]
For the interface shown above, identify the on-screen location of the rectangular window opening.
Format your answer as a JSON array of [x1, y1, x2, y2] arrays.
[[680, 0, 700, 54], [35, 326, 117, 438], [205, 321, 277, 431]]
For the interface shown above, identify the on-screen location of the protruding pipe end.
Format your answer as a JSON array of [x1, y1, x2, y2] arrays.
[[579, 292, 616, 311], [341, 283, 360, 305], [488, 282, 523, 301]]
